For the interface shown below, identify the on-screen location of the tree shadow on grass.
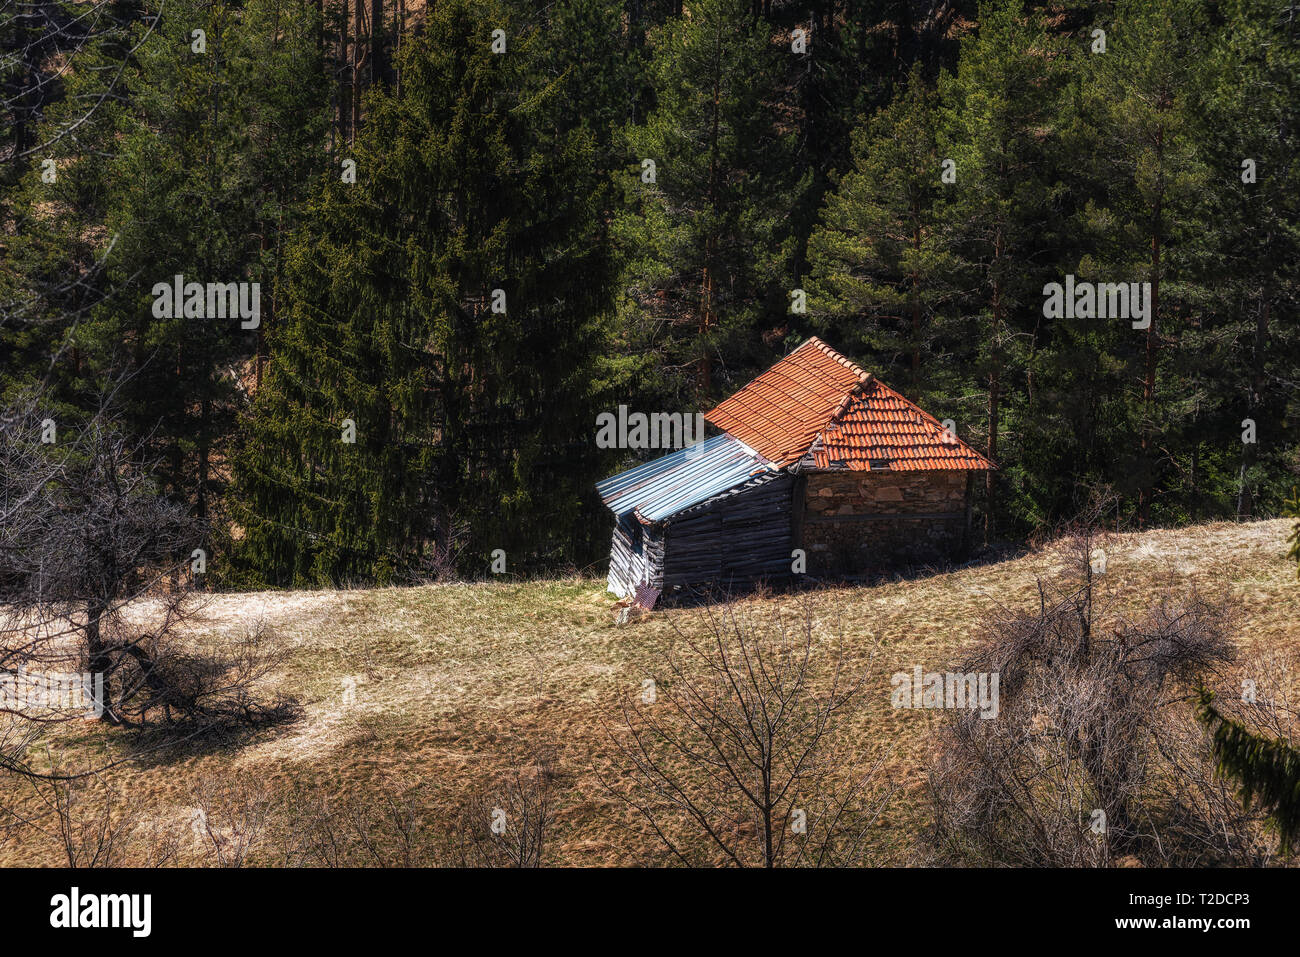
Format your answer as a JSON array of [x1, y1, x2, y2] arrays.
[[113, 698, 304, 770]]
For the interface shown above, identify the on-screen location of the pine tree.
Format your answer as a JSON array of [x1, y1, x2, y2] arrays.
[[614, 0, 807, 403], [1070, 0, 1214, 526], [0, 0, 142, 404], [1199, 0, 1300, 521], [785, 1, 894, 285], [538, 0, 641, 159], [4, 0, 328, 529], [229, 0, 617, 585], [805, 66, 959, 403], [935, 0, 1066, 540], [73, 0, 328, 519]]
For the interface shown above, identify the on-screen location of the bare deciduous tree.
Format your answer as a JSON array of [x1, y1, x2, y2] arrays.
[[0, 398, 295, 784], [31, 774, 183, 867], [189, 773, 276, 867], [284, 778, 435, 867], [603, 595, 892, 867], [446, 757, 556, 868]]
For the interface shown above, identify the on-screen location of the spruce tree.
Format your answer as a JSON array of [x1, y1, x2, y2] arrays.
[[1196, 682, 1300, 855], [228, 0, 617, 586], [935, 0, 1066, 539], [1069, 0, 1214, 526], [87, 0, 326, 518], [1199, 0, 1300, 521], [0, 0, 142, 404], [4, 0, 328, 528]]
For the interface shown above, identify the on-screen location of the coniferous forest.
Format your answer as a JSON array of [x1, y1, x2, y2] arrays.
[[6, 0, 1300, 899], [3, 0, 1298, 586]]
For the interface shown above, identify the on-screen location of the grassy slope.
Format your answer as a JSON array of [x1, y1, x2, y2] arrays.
[[2, 519, 1295, 866]]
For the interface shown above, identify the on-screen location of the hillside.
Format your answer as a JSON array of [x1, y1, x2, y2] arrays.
[[2, 519, 1296, 866]]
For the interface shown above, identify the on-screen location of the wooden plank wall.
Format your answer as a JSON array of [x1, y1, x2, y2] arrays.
[[659, 474, 796, 596], [606, 513, 665, 598]]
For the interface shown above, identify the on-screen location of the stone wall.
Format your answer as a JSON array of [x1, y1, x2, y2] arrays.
[[800, 470, 970, 573]]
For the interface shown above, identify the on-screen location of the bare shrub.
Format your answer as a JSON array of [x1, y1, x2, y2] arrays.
[[283, 779, 438, 867], [404, 514, 471, 585], [0, 400, 296, 745], [925, 522, 1282, 866], [603, 595, 892, 867], [275, 761, 557, 868], [188, 773, 276, 867], [447, 757, 556, 868], [46, 777, 141, 868], [37, 776, 182, 868], [115, 618, 297, 730]]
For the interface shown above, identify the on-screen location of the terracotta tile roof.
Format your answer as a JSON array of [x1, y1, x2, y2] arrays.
[[704, 337, 993, 471], [704, 337, 870, 467], [814, 378, 993, 471]]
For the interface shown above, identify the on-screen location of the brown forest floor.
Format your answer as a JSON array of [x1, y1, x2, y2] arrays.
[[1, 519, 1296, 866]]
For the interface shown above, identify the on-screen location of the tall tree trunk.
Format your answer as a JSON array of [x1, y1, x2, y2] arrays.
[[909, 204, 922, 399], [396, 0, 404, 95], [698, 24, 723, 399], [86, 598, 116, 723], [1190, 421, 1199, 520], [1237, 298, 1268, 520], [256, 230, 272, 390], [762, 774, 774, 867], [352, 0, 364, 139], [198, 396, 210, 520], [985, 229, 1004, 546], [1139, 126, 1164, 527], [371, 0, 386, 86], [986, 359, 1000, 546], [338, 0, 350, 146]]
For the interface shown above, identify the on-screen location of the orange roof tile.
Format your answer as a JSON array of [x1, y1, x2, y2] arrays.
[[704, 337, 869, 467], [704, 337, 993, 471], [814, 378, 993, 470]]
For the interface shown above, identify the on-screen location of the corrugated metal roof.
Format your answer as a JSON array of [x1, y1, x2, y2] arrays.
[[596, 433, 775, 523]]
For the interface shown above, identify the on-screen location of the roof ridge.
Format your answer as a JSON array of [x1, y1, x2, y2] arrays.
[[800, 336, 871, 384]]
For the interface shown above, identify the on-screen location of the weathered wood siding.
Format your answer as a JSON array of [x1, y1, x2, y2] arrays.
[[607, 514, 668, 598], [801, 469, 969, 572], [658, 473, 796, 597]]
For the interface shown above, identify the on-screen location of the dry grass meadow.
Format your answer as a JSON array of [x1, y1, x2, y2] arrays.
[[2, 519, 1296, 866]]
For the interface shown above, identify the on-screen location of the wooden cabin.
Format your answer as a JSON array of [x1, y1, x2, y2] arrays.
[[597, 337, 994, 600]]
